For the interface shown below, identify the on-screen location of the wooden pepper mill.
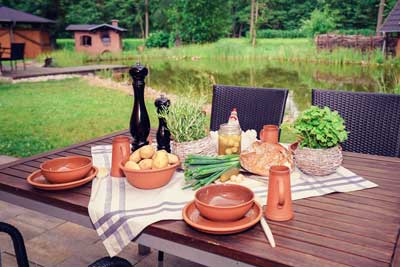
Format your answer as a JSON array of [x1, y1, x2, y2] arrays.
[[155, 94, 171, 152], [129, 63, 150, 152]]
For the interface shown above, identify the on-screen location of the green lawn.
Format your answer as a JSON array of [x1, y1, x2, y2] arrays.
[[0, 78, 157, 157], [0, 77, 297, 158]]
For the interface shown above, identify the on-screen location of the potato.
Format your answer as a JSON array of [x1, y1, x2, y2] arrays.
[[125, 161, 140, 170], [151, 149, 167, 159], [140, 145, 155, 159], [138, 159, 152, 170], [152, 152, 169, 169], [167, 153, 179, 164], [129, 149, 141, 163]]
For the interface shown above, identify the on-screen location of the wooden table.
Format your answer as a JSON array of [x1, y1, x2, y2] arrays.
[[0, 130, 399, 267]]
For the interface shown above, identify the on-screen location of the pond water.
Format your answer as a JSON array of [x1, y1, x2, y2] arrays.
[[117, 58, 400, 118]]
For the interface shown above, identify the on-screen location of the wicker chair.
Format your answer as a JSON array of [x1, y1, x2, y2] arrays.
[[0, 222, 29, 267], [312, 89, 400, 157], [210, 85, 288, 138]]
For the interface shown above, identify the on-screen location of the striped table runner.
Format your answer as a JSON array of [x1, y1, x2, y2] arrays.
[[89, 145, 378, 257]]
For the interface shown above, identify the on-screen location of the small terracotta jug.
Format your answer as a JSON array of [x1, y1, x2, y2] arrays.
[[265, 166, 294, 221], [111, 136, 131, 177], [260, 125, 279, 144]]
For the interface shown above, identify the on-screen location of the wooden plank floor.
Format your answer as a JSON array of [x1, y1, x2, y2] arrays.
[[0, 129, 399, 267]]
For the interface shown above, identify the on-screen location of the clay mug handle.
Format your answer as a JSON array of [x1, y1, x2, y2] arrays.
[[278, 178, 285, 208]]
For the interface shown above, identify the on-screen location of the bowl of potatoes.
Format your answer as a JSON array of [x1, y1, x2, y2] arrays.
[[120, 145, 180, 189]]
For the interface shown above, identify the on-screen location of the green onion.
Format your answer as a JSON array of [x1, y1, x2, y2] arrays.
[[182, 154, 240, 190]]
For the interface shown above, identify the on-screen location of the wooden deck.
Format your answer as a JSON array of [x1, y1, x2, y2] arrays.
[[0, 129, 399, 267], [0, 65, 129, 79]]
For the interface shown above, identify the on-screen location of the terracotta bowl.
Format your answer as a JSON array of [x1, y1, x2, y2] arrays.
[[40, 156, 92, 184], [120, 161, 180, 189], [195, 184, 254, 222]]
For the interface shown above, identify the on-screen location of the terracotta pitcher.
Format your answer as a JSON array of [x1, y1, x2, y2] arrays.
[[111, 136, 131, 177], [260, 125, 279, 144], [265, 166, 294, 221]]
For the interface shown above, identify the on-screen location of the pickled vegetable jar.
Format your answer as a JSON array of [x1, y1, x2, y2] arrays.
[[218, 123, 241, 155]]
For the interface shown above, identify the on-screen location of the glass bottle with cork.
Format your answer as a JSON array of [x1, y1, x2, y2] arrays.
[[218, 108, 241, 155]]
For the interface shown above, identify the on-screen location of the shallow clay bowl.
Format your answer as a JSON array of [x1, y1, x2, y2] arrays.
[[195, 184, 254, 222], [40, 156, 92, 184], [120, 161, 180, 190]]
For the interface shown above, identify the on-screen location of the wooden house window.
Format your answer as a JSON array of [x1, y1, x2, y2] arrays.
[[101, 32, 111, 46], [80, 35, 92, 46]]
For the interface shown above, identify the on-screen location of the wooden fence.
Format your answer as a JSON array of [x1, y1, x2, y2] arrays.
[[315, 34, 385, 52]]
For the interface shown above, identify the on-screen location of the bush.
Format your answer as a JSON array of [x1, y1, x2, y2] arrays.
[[301, 9, 337, 38], [249, 29, 306, 39], [123, 39, 145, 50], [56, 39, 75, 50], [145, 31, 170, 48], [335, 29, 376, 36]]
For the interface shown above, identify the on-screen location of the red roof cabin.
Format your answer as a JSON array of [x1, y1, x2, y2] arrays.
[[66, 20, 126, 55]]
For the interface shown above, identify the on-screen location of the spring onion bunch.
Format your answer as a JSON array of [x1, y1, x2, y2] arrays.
[[183, 154, 240, 190]]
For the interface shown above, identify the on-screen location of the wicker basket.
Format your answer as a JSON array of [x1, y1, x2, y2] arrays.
[[172, 136, 216, 163], [293, 144, 342, 176]]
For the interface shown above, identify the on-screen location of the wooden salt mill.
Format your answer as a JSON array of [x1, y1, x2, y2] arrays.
[[155, 94, 171, 152], [129, 63, 150, 152]]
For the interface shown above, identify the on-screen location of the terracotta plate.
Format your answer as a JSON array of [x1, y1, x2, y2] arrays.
[[183, 200, 262, 235], [27, 166, 98, 191]]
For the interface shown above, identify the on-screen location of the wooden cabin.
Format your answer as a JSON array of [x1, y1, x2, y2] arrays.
[[0, 6, 54, 58], [66, 20, 126, 55], [379, 0, 400, 56]]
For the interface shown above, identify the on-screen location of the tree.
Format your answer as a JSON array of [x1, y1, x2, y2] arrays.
[[230, 0, 249, 37], [250, 0, 255, 42], [301, 9, 337, 37], [376, 0, 386, 34], [170, 0, 230, 44], [145, 0, 149, 38]]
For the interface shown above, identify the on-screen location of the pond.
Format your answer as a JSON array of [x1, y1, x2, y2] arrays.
[[116, 58, 400, 118]]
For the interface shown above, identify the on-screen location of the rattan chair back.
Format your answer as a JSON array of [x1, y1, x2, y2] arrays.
[[210, 85, 288, 138], [312, 89, 400, 157]]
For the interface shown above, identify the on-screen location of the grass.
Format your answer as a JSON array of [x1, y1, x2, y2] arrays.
[[0, 76, 297, 157], [0, 78, 158, 157], [39, 38, 393, 67]]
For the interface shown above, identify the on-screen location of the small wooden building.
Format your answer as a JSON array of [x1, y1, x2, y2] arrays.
[[0, 6, 55, 58], [66, 20, 126, 55], [379, 0, 400, 56]]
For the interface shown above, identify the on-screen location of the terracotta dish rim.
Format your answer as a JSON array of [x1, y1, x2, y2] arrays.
[[195, 183, 255, 210], [27, 166, 98, 188], [183, 200, 262, 232], [40, 156, 92, 173], [119, 161, 180, 173]]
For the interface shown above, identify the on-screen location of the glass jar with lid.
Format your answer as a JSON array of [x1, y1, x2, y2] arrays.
[[218, 123, 241, 155]]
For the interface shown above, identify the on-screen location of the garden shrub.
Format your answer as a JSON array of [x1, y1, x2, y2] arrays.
[[301, 9, 337, 37], [56, 39, 75, 50], [145, 31, 170, 48], [123, 39, 145, 50], [251, 29, 306, 39], [335, 29, 376, 36]]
